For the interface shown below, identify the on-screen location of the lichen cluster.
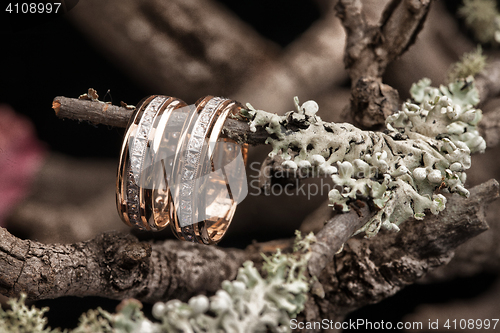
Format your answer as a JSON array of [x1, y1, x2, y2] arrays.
[[459, 0, 500, 45], [74, 299, 151, 333], [152, 231, 315, 333], [0, 293, 61, 333], [245, 77, 485, 237], [446, 46, 486, 83]]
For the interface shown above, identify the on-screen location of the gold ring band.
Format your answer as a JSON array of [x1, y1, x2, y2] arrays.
[[116, 95, 247, 244], [169, 96, 247, 244], [116, 95, 187, 231]]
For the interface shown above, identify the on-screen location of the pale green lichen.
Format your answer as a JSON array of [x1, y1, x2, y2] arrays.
[[106, 299, 154, 333], [446, 46, 486, 83], [0, 293, 62, 333], [0, 296, 155, 333], [459, 0, 500, 45], [247, 104, 285, 141], [72, 308, 113, 333], [399, 76, 485, 153], [244, 77, 485, 237], [153, 231, 315, 333]]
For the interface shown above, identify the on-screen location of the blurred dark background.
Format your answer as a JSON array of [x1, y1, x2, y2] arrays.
[[0, 0, 321, 158]]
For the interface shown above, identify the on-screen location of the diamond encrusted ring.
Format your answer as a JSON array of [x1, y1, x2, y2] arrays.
[[117, 95, 248, 244], [168, 96, 248, 244], [116, 95, 187, 231]]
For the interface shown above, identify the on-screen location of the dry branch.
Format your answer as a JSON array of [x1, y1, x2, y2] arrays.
[[52, 96, 269, 146], [336, 0, 431, 80], [52, 98, 132, 128], [0, 208, 366, 302], [307, 202, 371, 278], [0, 228, 246, 302], [335, 0, 431, 128]]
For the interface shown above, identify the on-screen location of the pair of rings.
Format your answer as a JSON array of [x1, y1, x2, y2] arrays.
[[116, 95, 248, 244]]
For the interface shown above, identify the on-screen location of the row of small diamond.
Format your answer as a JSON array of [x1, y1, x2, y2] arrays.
[[126, 96, 166, 229], [125, 167, 143, 229], [179, 97, 223, 240], [130, 97, 166, 178]]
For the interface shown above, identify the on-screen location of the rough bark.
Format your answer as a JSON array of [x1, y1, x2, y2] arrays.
[[52, 96, 269, 146], [0, 228, 247, 303], [335, 0, 431, 128], [52, 98, 132, 128], [307, 201, 371, 278], [420, 182, 500, 282]]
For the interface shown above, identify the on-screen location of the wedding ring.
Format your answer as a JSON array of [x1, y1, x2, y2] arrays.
[[116, 95, 187, 231], [168, 96, 248, 244], [117, 95, 248, 244]]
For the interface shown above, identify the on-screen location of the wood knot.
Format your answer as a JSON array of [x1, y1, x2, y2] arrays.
[[116, 242, 152, 269]]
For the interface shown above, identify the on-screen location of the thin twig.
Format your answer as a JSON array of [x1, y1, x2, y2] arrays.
[[52, 96, 269, 145], [307, 201, 371, 278]]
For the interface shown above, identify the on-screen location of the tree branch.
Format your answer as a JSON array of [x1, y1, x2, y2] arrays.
[[0, 228, 247, 303], [335, 0, 432, 128], [52, 97, 132, 129], [52, 96, 269, 146], [337, 0, 431, 79], [378, 0, 431, 69], [307, 201, 371, 278]]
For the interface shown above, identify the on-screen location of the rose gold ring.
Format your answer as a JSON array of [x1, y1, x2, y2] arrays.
[[117, 95, 247, 244], [168, 96, 248, 244], [116, 95, 187, 231]]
